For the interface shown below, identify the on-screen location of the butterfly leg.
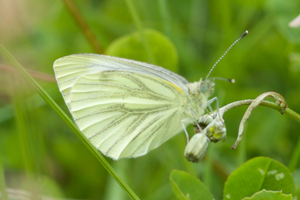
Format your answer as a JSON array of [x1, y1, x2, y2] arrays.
[[206, 97, 225, 126], [204, 97, 219, 118], [190, 109, 202, 131], [206, 102, 214, 113], [206, 97, 219, 111], [181, 118, 192, 143]]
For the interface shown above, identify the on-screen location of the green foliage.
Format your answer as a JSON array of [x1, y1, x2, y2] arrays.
[[170, 157, 295, 200], [224, 157, 296, 199], [169, 170, 213, 200], [242, 190, 292, 200], [0, 0, 300, 199]]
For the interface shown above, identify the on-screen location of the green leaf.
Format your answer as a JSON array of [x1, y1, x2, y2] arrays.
[[223, 157, 296, 200], [242, 190, 292, 200], [169, 169, 213, 200], [106, 29, 178, 72]]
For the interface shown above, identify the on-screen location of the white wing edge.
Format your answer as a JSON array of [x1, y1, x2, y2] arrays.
[[54, 53, 189, 93]]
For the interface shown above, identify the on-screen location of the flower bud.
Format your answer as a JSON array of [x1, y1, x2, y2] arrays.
[[194, 115, 214, 133], [205, 119, 226, 143], [197, 114, 226, 143], [184, 133, 210, 163]]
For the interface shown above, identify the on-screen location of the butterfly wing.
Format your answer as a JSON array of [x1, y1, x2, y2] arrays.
[[54, 54, 189, 159], [54, 53, 189, 106]]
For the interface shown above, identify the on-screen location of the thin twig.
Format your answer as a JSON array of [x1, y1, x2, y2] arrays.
[[62, 0, 103, 54], [0, 65, 56, 82]]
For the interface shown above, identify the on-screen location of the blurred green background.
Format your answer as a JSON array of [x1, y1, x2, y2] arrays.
[[0, 0, 300, 199]]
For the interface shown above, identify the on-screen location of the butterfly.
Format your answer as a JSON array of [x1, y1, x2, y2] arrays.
[[53, 54, 216, 160]]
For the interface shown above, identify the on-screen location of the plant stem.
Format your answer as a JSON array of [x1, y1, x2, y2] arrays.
[[0, 44, 140, 200], [220, 100, 300, 124], [220, 100, 300, 166], [62, 0, 103, 54]]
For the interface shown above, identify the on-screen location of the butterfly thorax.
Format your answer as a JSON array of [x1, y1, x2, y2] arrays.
[[182, 79, 215, 119]]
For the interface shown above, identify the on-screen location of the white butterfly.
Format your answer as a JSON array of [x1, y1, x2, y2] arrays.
[[53, 54, 216, 160]]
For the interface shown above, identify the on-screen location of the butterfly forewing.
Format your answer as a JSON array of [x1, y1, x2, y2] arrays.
[[54, 54, 189, 160], [54, 54, 189, 105]]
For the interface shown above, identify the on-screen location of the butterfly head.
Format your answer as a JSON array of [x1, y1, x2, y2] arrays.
[[200, 79, 215, 97]]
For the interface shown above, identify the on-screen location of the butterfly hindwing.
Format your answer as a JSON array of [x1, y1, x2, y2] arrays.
[[66, 70, 186, 159]]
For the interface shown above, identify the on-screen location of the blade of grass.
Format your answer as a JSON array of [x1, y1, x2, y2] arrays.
[[62, 0, 103, 54], [104, 162, 129, 200], [0, 156, 8, 200], [0, 44, 140, 200], [125, 0, 155, 64]]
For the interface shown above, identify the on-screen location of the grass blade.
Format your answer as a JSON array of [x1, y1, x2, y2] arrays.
[[0, 44, 140, 200]]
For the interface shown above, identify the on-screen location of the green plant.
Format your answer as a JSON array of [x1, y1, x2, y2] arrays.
[[1, 1, 300, 199]]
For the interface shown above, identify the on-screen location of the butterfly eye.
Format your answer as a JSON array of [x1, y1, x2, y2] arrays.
[[200, 80, 215, 95], [200, 84, 209, 93]]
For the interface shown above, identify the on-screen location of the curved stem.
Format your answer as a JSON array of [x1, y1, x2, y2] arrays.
[[220, 99, 300, 123], [219, 99, 300, 169]]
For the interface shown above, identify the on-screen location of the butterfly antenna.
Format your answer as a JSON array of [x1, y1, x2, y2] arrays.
[[205, 30, 248, 80], [210, 77, 235, 83]]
